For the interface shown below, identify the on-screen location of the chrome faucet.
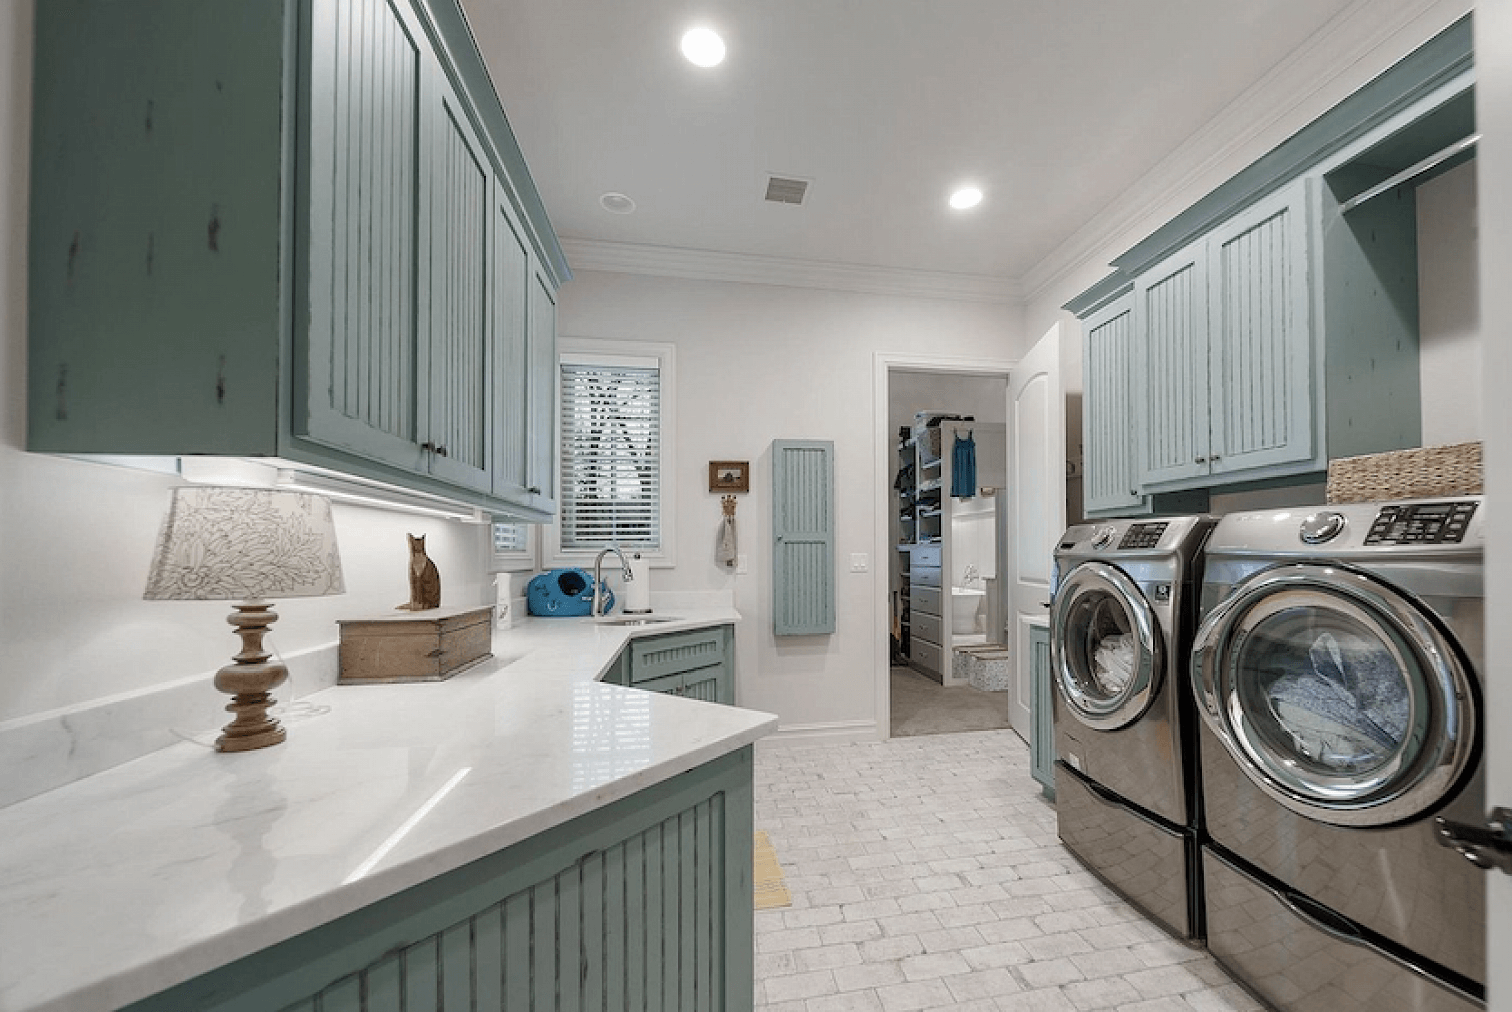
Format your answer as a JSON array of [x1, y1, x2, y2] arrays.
[[591, 546, 634, 616]]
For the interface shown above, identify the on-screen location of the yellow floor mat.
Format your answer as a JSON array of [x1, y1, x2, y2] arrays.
[[753, 830, 792, 910]]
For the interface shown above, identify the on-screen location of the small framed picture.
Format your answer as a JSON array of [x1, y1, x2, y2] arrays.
[[709, 460, 749, 492]]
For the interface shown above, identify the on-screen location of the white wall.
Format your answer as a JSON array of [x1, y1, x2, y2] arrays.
[[555, 270, 1023, 737], [0, 2, 491, 729], [1417, 159, 1482, 445]]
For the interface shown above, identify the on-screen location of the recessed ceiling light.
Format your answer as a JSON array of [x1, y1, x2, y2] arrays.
[[681, 27, 725, 67], [949, 187, 983, 210], [600, 192, 636, 214]]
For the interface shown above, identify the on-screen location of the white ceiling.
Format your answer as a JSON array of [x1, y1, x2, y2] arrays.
[[461, 1, 1371, 289]]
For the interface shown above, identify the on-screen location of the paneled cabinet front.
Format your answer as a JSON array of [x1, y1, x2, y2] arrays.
[[1135, 181, 1315, 491], [1080, 293, 1144, 515], [28, 0, 564, 521]]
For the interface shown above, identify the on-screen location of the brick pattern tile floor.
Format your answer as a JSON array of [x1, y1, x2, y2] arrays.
[[753, 729, 1265, 1012]]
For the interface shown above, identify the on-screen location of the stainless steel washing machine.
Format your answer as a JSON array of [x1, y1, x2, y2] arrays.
[[1190, 498, 1486, 1011], [1050, 515, 1216, 941]]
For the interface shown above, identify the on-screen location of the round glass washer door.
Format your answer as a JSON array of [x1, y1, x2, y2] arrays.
[[1052, 561, 1162, 730], [1190, 563, 1477, 827]]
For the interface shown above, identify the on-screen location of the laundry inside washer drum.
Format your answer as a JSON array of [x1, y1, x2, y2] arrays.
[[1238, 614, 1410, 773]]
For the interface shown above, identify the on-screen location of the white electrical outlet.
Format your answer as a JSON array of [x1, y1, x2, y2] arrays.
[[850, 553, 869, 573]]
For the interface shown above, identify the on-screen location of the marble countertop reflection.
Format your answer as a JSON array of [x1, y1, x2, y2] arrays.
[[0, 608, 774, 1012]]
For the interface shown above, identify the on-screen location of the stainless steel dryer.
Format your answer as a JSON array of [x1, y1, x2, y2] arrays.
[[1190, 498, 1486, 1012], [1050, 515, 1216, 941]]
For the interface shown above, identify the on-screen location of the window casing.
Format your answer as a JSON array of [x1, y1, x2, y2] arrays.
[[548, 340, 676, 566]]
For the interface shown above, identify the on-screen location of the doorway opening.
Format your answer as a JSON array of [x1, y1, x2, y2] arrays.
[[886, 367, 1013, 737]]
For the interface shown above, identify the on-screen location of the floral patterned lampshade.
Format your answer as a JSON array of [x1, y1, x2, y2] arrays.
[[144, 487, 345, 601]]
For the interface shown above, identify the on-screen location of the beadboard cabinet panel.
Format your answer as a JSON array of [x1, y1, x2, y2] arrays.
[[1029, 624, 1055, 801], [491, 197, 532, 502], [1136, 243, 1210, 488], [525, 269, 559, 508], [301, 0, 426, 470], [28, 0, 566, 522], [622, 625, 735, 705], [1081, 294, 1144, 516], [1206, 182, 1315, 478], [772, 440, 836, 636], [422, 79, 493, 493]]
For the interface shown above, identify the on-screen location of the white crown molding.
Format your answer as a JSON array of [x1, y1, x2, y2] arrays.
[[560, 237, 1023, 305], [1021, 0, 1473, 307]]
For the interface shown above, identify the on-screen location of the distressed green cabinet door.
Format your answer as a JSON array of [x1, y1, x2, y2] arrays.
[[525, 269, 559, 508], [772, 440, 835, 636], [1081, 293, 1145, 515], [490, 192, 532, 505], [300, 0, 429, 472], [1029, 624, 1055, 800], [1136, 241, 1211, 487], [421, 66, 494, 493], [1206, 180, 1314, 478]]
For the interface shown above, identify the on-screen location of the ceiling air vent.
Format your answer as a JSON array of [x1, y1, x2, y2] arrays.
[[764, 176, 810, 205]]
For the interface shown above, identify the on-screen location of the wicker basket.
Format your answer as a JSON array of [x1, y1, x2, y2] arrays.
[[1326, 442, 1482, 503]]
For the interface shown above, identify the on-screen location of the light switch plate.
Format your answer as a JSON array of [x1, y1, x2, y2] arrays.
[[850, 553, 869, 573], [736, 553, 748, 575]]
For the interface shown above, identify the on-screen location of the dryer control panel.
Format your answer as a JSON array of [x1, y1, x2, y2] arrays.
[[1118, 522, 1169, 550], [1364, 501, 1479, 545]]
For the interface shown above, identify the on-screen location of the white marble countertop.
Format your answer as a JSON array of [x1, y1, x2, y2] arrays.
[[0, 608, 775, 1012]]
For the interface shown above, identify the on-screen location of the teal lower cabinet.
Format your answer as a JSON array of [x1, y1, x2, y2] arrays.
[[123, 747, 756, 1012], [622, 625, 736, 705], [1029, 625, 1056, 801]]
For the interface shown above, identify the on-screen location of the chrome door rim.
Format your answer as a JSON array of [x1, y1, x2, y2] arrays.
[[1051, 561, 1161, 730], [1190, 563, 1477, 827]]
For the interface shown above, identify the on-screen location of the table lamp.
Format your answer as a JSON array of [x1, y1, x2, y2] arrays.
[[144, 486, 346, 752]]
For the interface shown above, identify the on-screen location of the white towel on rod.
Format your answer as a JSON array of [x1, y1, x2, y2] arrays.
[[718, 514, 738, 568]]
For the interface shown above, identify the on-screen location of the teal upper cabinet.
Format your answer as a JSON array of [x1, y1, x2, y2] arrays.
[[1067, 18, 1472, 510], [1135, 237, 1211, 488], [1081, 292, 1144, 514], [1138, 181, 1314, 490], [28, 0, 568, 521], [1205, 183, 1313, 479]]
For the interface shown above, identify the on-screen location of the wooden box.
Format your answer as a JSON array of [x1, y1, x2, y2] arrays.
[[338, 605, 494, 684]]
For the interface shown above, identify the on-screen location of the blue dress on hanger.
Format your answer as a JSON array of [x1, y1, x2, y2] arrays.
[[952, 431, 976, 499]]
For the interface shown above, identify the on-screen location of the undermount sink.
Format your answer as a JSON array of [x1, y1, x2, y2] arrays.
[[594, 615, 680, 626]]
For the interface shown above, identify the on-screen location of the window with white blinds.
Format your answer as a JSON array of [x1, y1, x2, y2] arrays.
[[558, 355, 663, 550]]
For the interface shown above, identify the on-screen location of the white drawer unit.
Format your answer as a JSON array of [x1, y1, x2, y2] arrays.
[[912, 610, 943, 647], [912, 585, 942, 615], [911, 564, 941, 588], [910, 543, 941, 568], [910, 638, 944, 677]]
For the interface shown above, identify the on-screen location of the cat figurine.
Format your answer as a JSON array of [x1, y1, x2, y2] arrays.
[[396, 534, 442, 611]]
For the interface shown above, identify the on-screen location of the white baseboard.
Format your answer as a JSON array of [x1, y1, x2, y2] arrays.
[[760, 719, 881, 747]]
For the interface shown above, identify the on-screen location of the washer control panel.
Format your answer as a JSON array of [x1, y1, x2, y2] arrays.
[[1365, 501, 1479, 545], [1118, 522, 1169, 550]]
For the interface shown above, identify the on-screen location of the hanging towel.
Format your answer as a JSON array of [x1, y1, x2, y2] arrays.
[[718, 514, 739, 568], [951, 431, 977, 499]]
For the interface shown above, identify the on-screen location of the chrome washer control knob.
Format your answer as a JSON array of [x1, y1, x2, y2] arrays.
[[1300, 511, 1346, 544]]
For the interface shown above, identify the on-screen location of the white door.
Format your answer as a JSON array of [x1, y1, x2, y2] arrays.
[[1479, 5, 1512, 1005], [1005, 323, 1066, 739]]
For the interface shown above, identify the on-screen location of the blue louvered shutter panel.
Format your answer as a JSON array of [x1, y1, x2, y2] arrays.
[[772, 439, 835, 635]]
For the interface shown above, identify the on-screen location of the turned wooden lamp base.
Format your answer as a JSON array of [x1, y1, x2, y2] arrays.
[[213, 600, 289, 753]]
